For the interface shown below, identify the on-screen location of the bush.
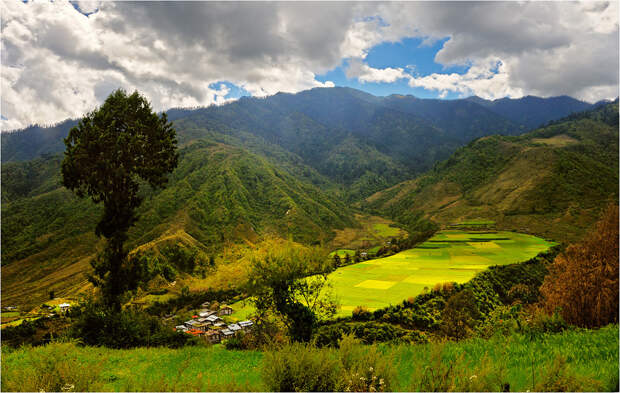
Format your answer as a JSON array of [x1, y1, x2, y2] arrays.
[[262, 343, 341, 391], [409, 345, 510, 392], [71, 301, 192, 349], [0, 343, 105, 392], [262, 334, 396, 392], [523, 308, 568, 337], [533, 355, 602, 392]]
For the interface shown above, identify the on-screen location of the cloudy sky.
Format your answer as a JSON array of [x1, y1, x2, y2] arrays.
[[1, 1, 618, 130]]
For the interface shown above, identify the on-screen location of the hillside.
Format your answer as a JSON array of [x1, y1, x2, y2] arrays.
[[1, 138, 356, 308], [2, 87, 596, 201], [364, 102, 619, 243]]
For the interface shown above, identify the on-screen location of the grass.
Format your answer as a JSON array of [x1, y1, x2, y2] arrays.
[[328, 249, 355, 258], [2, 325, 617, 391], [327, 230, 555, 316], [1, 312, 20, 318]]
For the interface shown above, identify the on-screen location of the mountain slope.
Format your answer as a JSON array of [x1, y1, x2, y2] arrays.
[[364, 102, 619, 243], [2, 88, 596, 201], [1, 137, 356, 307]]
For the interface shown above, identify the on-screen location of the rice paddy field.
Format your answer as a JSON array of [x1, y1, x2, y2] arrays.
[[328, 230, 555, 316]]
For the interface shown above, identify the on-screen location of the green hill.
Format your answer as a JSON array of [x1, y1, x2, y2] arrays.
[[1, 137, 356, 309], [364, 102, 619, 243]]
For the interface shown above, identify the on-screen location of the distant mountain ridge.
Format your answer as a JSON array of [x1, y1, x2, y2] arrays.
[[2, 88, 597, 201]]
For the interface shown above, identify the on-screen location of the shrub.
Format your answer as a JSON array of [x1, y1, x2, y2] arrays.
[[262, 343, 341, 391], [337, 334, 396, 392], [352, 306, 372, 321], [441, 289, 480, 340], [0, 343, 105, 392], [71, 301, 192, 349], [262, 334, 397, 392], [409, 345, 510, 392], [533, 355, 602, 392]]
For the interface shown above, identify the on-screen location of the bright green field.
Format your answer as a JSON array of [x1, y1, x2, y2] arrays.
[[329, 230, 555, 315]]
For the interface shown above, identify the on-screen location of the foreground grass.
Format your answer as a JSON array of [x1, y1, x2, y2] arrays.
[[2, 325, 617, 391]]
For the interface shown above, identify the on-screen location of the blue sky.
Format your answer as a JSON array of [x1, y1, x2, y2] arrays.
[[220, 38, 472, 101], [316, 38, 469, 99]]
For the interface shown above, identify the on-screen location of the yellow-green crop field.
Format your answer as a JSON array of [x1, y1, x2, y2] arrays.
[[231, 230, 555, 318], [328, 230, 555, 316]]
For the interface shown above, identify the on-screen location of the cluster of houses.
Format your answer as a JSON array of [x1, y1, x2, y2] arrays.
[[174, 302, 253, 344]]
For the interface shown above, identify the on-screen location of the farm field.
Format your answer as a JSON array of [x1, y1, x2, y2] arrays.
[[328, 230, 555, 316], [2, 325, 617, 391]]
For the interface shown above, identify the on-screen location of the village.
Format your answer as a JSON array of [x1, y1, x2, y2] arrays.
[[172, 302, 254, 344]]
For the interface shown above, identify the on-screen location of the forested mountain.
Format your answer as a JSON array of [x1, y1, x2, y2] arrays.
[[466, 95, 593, 129], [1, 88, 611, 308], [2, 87, 597, 200], [1, 137, 356, 306], [364, 101, 619, 243]]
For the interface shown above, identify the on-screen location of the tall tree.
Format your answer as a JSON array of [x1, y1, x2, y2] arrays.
[[540, 204, 619, 327], [61, 89, 178, 310]]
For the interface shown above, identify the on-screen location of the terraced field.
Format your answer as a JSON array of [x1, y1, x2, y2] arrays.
[[328, 230, 555, 316]]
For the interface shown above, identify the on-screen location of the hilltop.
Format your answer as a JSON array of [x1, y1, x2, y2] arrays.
[[364, 101, 619, 243]]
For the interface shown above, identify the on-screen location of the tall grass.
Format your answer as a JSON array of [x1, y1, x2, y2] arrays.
[[2, 325, 617, 392]]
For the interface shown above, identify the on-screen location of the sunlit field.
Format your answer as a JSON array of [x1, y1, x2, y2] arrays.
[[328, 230, 555, 316]]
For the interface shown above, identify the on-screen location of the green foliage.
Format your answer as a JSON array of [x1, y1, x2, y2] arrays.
[[0, 342, 105, 392], [71, 301, 192, 349], [440, 289, 481, 340], [262, 334, 396, 392], [247, 246, 336, 342], [61, 89, 178, 310]]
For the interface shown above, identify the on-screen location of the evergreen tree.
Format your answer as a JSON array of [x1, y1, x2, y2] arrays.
[[61, 89, 178, 310]]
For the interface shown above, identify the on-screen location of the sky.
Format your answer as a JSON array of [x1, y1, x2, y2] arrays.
[[1, 1, 618, 130]]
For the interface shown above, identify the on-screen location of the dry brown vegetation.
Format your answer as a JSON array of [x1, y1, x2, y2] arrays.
[[540, 204, 619, 328]]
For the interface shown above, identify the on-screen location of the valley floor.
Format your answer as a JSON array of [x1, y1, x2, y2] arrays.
[[2, 325, 617, 392]]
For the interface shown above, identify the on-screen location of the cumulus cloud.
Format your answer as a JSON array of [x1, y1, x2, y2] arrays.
[[1, 1, 618, 130], [347, 2, 619, 100], [346, 59, 409, 84]]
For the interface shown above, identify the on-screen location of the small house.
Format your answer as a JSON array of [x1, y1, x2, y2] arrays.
[[184, 320, 200, 329], [220, 328, 235, 338], [213, 322, 226, 328], [59, 303, 71, 313], [199, 310, 216, 318], [360, 252, 367, 258], [205, 330, 221, 343], [205, 314, 221, 323], [175, 325, 188, 332], [219, 306, 233, 316], [228, 323, 242, 333], [238, 320, 254, 331], [201, 301, 211, 308]]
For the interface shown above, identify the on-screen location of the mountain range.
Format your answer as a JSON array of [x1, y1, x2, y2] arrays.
[[1, 87, 616, 309]]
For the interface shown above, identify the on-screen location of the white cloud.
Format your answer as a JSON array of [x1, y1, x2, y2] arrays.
[[407, 58, 524, 100], [1, 1, 618, 130], [1, 1, 357, 130], [346, 60, 409, 84]]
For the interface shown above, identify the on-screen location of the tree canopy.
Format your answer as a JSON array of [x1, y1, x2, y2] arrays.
[[61, 89, 178, 308]]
